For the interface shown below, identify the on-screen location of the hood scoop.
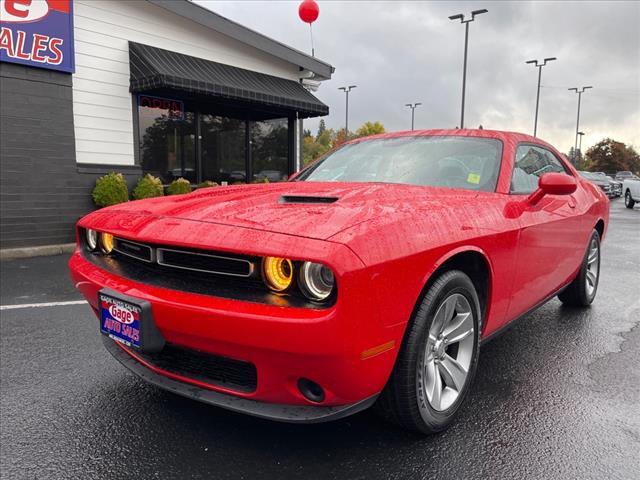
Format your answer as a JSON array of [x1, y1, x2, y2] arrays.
[[279, 195, 339, 204]]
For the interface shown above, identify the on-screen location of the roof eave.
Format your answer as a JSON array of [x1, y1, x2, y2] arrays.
[[146, 0, 334, 80]]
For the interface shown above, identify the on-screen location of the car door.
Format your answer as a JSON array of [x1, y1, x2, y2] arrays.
[[506, 144, 585, 320]]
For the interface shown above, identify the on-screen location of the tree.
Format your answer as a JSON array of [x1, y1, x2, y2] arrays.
[[585, 138, 640, 174], [302, 127, 334, 166], [354, 121, 385, 138], [301, 121, 386, 166], [317, 119, 326, 138], [333, 128, 350, 148], [303, 128, 312, 138], [565, 147, 585, 169]]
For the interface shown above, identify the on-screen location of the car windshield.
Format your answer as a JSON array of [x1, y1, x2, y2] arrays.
[[296, 136, 503, 192]]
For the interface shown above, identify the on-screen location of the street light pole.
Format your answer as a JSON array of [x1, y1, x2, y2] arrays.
[[525, 57, 557, 137], [577, 131, 585, 164], [569, 86, 593, 164], [338, 85, 357, 134], [405, 103, 422, 130], [449, 9, 488, 129]]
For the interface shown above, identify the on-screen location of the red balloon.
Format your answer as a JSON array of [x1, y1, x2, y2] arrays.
[[299, 0, 319, 24]]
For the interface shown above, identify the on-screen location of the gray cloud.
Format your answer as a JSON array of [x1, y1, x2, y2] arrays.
[[196, 0, 640, 153]]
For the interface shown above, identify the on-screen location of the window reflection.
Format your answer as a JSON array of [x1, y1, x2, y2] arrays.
[[137, 101, 291, 185], [251, 118, 289, 182], [201, 115, 246, 185], [139, 105, 196, 184]]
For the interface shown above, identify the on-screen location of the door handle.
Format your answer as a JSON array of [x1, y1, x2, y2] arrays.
[[568, 196, 576, 208]]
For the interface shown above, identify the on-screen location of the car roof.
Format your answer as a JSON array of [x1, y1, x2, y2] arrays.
[[347, 128, 556, 150]]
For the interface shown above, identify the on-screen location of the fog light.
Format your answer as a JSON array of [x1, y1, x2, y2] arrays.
[[85, 229, 98, 251], [262, 257, 293, 292], [99, 232, 114, 254], [297, 378, 325, 403]]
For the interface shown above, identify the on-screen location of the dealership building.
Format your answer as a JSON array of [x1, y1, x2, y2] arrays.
[[0, 0, 333, 251]]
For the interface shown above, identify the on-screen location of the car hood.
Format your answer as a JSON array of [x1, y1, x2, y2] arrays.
[[102, 182, 479, 241]]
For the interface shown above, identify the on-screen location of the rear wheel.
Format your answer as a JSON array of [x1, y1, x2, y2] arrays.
[[558, 229, 600, 307], [625, 190, 636, 209], [376, 270, 480, 434]]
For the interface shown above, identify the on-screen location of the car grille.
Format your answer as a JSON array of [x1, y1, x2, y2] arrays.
[[133, 343, 257, 393], [114, 238, 153, 262], [114, 238, 254, 277], [157, 247, 253, 277]]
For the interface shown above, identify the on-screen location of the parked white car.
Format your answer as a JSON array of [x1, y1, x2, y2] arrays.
[[623, 176, 640, 209]]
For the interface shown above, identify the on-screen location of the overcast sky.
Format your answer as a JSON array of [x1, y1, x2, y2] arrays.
[[195, 1, 640, 153]]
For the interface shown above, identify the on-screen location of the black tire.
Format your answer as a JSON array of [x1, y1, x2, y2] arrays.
[[558, 229, 601, 307], [625, 190, 636, 209], [375, 270, 481, 434]]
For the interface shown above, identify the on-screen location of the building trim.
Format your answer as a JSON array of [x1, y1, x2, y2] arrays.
[[147, 0, 334, 80]]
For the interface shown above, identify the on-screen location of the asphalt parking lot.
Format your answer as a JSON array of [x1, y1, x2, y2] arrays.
[[1, 199, 638, 480]]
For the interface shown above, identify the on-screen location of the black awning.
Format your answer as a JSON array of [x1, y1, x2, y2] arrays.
[[128, 42, 328, 118]]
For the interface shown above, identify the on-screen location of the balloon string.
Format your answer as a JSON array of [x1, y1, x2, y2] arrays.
[[309, 23, 315, 57]]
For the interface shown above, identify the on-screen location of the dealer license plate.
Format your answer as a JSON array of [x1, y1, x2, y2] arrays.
[[99, 292, 142, 348]]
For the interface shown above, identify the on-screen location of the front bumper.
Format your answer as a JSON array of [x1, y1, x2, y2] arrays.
[[69, 249, 400, 411], [103, 336, 378, 423]]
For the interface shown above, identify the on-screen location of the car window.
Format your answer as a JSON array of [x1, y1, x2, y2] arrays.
[[510, 145, 569, 194], [296, 136, 503, 192]]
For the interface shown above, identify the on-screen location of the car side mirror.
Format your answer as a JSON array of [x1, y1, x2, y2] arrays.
[[527, 173, 577, 205]]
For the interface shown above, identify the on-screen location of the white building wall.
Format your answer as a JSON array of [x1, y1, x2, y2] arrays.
[[72, 0, 302, 166]]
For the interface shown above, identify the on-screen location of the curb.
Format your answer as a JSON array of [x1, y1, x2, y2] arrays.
[[0, 243, 76, 261]]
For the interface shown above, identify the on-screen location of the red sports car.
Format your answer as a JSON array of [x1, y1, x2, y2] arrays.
[[69, 129, 609, 434]]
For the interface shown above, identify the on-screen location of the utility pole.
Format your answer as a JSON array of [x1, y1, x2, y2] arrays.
[[449, 9, 488, 128], [405, 103, 422, 130], [568, 86, 593, 165], [525, 57, 557, 137], [338, 85, 357, 134]]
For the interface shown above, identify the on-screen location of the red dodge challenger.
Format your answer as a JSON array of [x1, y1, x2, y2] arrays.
[[69, 129, 609, 434]]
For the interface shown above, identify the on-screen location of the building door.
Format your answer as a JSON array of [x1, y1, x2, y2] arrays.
[[200, 114, 247, 184], [198, 115, 291, 184]]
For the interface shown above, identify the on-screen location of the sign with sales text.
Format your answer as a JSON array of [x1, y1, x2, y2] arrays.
[[0, 0, 75, 73]]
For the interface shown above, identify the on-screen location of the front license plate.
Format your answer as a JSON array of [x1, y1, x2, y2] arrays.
[[99, 293, 142, 348]]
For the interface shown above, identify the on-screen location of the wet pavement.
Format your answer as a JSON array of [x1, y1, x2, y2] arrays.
[[1, 199, 638, 480]]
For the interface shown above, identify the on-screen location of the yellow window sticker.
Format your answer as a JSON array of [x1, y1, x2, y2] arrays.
[[467, 173, 481, 184]]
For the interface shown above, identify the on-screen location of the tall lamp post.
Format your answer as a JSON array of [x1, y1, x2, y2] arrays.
[[526, 57, 556, 137], [569, 86, 593, 165], [338, 85, 357, 134], [449, 9, 488, 129], [405, 102, 422, 130], [577, 131, 585, 166]]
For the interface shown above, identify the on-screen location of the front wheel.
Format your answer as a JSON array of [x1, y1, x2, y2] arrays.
[[375, 270, 480, 434], [558, 229, 601, 307], [625, 190, 636, 209]]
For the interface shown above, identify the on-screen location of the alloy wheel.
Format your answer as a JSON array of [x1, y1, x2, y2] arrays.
[[419, 293, 475, 412], [585, 237, 600, 297]]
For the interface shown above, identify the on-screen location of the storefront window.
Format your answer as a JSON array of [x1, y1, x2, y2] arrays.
[[251, 118, 289, 182], [137, 98, 292, 185], [200, 115, 246, 185], [138, 98, 196, 184]]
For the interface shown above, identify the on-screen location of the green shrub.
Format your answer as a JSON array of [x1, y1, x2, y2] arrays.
[[197, 180, 218, 189], [92, 172, 128, 207], [166, 177, 192, 195], [133, 174, 164, 200]]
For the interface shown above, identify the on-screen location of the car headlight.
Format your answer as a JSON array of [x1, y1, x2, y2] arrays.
[[99, 232, 114, 254], [298, 262, 335, 301], [85, 229, 98, 251], [262, 257, 293, 292]]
